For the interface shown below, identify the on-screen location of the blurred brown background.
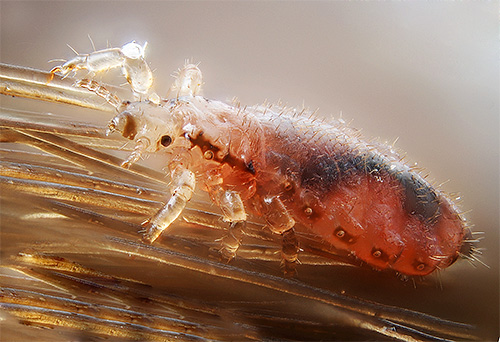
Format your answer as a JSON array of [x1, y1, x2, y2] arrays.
[[1, 1, 498, 339]]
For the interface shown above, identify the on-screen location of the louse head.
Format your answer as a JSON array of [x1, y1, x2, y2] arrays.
[[109, 100, 182, 155]]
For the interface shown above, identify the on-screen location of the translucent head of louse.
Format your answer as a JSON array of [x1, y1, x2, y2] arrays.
[[102, 63, 205, 168], [108, 100, 183, 158]]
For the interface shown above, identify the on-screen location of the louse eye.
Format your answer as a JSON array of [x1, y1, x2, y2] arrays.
[[160, 135, 172, 147]]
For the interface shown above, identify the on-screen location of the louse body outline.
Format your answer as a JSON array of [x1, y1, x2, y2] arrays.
[[50, 41, 474, 277]]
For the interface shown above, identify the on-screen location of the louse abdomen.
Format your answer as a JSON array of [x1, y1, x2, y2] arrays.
[[262, 142, 469, 276]]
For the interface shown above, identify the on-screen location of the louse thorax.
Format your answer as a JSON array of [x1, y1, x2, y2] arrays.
[[176, 97, 266, 196]]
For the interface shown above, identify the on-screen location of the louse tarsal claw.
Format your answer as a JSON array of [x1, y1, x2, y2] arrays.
[[47, 66, 62, 83], [49, 66, 62, 74], [105, 122, 116, 136]]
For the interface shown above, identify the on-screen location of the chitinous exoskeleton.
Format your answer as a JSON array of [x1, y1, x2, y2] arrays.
[[50, 41, 474, 277]]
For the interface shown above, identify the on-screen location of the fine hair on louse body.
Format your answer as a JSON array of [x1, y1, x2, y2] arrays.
[[51, 41, 474, 277]]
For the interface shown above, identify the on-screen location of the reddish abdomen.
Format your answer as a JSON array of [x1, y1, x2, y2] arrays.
[[258, 145, 467, 276]]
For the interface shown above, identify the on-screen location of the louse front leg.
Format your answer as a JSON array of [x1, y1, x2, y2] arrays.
[[50, 41, 153, 96], [142, 164, 196, 243], [260, 196, 300, 277]]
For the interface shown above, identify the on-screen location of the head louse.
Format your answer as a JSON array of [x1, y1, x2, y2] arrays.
[[61, 44, 475, 277]]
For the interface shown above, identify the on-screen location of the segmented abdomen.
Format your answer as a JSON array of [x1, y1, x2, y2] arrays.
[[253, 109, 469, 276]]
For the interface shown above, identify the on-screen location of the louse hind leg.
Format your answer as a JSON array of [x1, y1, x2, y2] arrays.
[[142, 165, 196, 243], [261, 196, 300, 277]]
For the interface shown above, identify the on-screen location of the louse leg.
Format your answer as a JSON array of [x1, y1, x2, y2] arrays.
[[75, 79, 122, 109], [167, 63, 203, 98], [260, 196, 300, 276], [209, 186, 248, 261], [121, 138, 149, 169], [50, 41, 153, 96], [142, 164, 196, 243], [281, 228, 300, 277], [219, 221, 246, 262], [1, 63, 118, 112]]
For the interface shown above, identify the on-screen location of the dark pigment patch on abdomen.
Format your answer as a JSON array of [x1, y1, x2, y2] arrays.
[[396, 171, 440, 224], [298, 152, 441, 224]]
